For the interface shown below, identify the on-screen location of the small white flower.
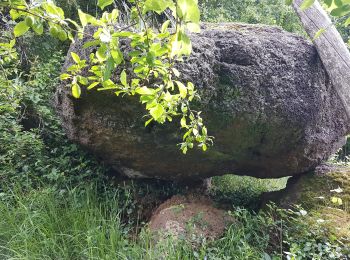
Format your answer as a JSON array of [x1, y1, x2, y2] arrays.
[[315, 196, 325, 199], [299, 209, 308, 216], [330, 187, 343, 193], [100, 30, 112, 43], [316, 219, 325, 224]]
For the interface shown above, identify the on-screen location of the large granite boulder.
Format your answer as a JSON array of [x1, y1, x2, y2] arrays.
[[55, 23, 350, 181]]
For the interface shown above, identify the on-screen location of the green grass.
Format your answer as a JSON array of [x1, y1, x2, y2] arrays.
[[0, 185, 132, 259], [1, 179, 349, 260], [211, 175, 288, 209], [0, 183, 274, 260]]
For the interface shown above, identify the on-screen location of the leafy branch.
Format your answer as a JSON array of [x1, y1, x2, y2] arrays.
[[0, 0, 213, 154]]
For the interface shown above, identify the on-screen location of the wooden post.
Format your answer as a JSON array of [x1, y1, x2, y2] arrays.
[[293, 0, 350, 119]]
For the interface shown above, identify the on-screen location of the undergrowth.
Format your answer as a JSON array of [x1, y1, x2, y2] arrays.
[[199, 0, 304, 34], [1, 185, 349, 259], [211, 175, 288, 209]]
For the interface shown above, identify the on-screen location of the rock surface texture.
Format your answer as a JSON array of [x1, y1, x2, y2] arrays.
[[55, 23, 350, 181], [148, 195, 233, 241]]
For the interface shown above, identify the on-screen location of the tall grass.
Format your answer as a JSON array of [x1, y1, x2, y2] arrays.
[[0, 185, 135, 259], [0, 183, 275, 260]]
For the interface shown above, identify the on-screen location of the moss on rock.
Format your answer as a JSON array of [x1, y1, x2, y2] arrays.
[[262, 163, 350, 243], [56, 23, 349, 181]]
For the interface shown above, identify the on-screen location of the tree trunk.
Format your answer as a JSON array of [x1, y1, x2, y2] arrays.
[[293, 0, 350, 119]]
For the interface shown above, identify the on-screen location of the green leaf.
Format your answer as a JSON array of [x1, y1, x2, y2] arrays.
[[78, 10, 99, 26], [144, 0, 174, 14], [345, 16, 350, 26], [128, 50, 142, 57], [96, 45, 107, 62], [176, 81, 187, 98], [145, 118, 153, 126], [300, 0, 315, 10], [335, 0, 343, 7], [13, 21, 29, 37], [120, 70, 127, 86], [331, 4, 350, 16], [103, 57, 115, 81], [71, 52, 81, 63], [78, 76, 89, 85], [100, 79, 116, 90], [32, 22, 43, 35], [313, 28, 326, 40], [179, 31, 192, 56], [25, 16, 34, 27], [180, 116, 187, 128], [161, 20, 171, 33], [72, 84, 81, 98], [153, 46, 168, 57], [65, 18, 80, 29], [146, 51, 155, 65], [58, 30, 67, 41], [186, 22, 200, 33], [131, 79, 140, 88], [10, 9, 24, 20], [43, 3, 65, 19], [110, 9, 119, 21], [49, 26, 60, 38], [78, 9, 88, 26], [324, 0, 333, 7], [285, 0, 293, 5], [112, 31, 134, 37], [83, 40, 100, 49], [97, 0, 113, 10], [9, 39, 16, 47], [60, 73, 71, 80], [150, 104, 165, 121], [177, 0, 200, 23], [140, 95, 154, 104], [67, 31, 75, 42], [135, 86, 155, 95], [111, 49, 123, 65], [87, 82, 100, 90]]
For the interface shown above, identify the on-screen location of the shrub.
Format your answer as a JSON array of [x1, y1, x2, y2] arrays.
[[0, 47, 108, 192], [199, 0, 304, 34]]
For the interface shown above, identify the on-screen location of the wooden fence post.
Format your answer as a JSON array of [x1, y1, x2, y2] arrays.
[[293, 0, 350, 119]]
